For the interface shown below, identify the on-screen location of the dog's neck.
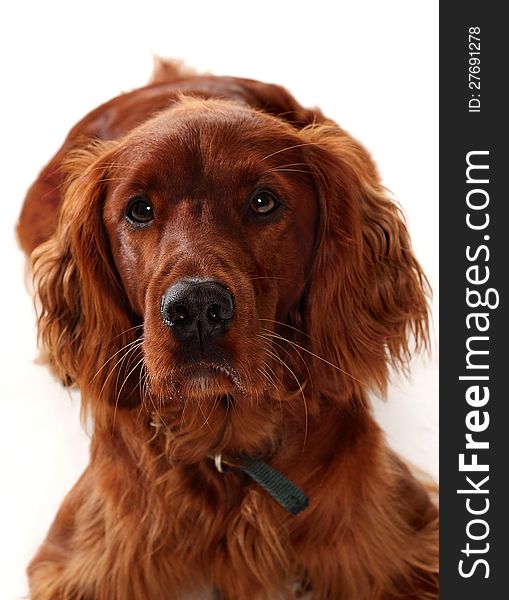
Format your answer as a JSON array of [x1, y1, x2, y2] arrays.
[[90, 391, 373, 515]]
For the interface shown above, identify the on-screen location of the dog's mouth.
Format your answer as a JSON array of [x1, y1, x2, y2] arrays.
[[168, 361, 246, 399]]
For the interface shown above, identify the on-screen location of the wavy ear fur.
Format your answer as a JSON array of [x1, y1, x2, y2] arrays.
[[300, 123, 429, 400], [31, 143, 139, 422]]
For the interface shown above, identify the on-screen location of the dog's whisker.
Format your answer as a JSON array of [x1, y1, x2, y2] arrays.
[[258, 331, 314, 394], [266, 161, 310, 169], [96, 339, 144, 401], [258, 365, 274, 389], [143, 370, 152, 409], [148, 393, 167, 430], [258, 318, 310, 338], [263, 360, 280, 389], [261, 328, 364, 385], [195, 395, 218, 433], [91, 336, 144, 383], [138, 363, 151, 416], [196, 397, 207, 429], [112, 341, 144, 404], [259, 162, 314, 177], [258, 333, 313, 391], [262, 345, 308, 452], [178, 384, 190, 430], [108, 324, 143, 343], [261, 142, 317, 161], [258, 359, 284, 422], [35, 179, 74, 206], [112, 356, 145, 432], [97, 162, 141, 171], [267, 168, 315, 176], [199, 396, 223, 430]]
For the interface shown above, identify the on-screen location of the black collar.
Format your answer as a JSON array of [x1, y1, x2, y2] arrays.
[[213, 453, 308, 515], [149, 414, 308, 515]]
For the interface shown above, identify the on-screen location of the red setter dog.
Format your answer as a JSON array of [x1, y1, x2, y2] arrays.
[[18, 60, 438, 599]]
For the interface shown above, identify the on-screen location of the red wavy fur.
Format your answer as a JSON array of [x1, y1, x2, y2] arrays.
[[18, 59, 438, 599]]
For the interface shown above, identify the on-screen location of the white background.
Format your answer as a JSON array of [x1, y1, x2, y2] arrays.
[[0, 1, 438, 598]]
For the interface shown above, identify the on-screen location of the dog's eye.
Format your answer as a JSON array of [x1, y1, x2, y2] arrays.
[[126, 197, 154, 224], [249, 190, 280, 215]]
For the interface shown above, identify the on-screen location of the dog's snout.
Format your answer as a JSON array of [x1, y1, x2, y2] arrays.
[[160, 279, 235, 343]]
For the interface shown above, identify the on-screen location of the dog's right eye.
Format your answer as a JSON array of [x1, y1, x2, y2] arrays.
[[126, 196, 154, 225]]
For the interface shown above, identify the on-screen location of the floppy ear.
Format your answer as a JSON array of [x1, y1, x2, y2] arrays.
[[299, 124, 429, 400], [31, 143, 140, 421]]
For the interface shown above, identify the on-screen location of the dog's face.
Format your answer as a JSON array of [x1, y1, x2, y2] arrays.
[[102, 100, 318, 407], [33, 95, 428, 459]]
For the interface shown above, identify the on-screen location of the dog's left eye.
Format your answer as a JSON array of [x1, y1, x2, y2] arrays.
[[249, 190, 280, 215], [126, 196, 154, 224]]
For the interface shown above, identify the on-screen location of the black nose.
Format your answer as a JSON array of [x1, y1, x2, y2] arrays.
[[160, 279, 235, 343]]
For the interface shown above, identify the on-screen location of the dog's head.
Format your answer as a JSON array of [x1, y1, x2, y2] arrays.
[[32, 96, 428, 460]]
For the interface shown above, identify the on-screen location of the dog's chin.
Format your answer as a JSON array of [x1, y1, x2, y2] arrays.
[[149, 361, 246, 403], [178, 362, 244, 400], [145, 361, 284, 464]]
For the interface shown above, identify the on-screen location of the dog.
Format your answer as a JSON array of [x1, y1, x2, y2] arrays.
[[18, 59, 438, 599]]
